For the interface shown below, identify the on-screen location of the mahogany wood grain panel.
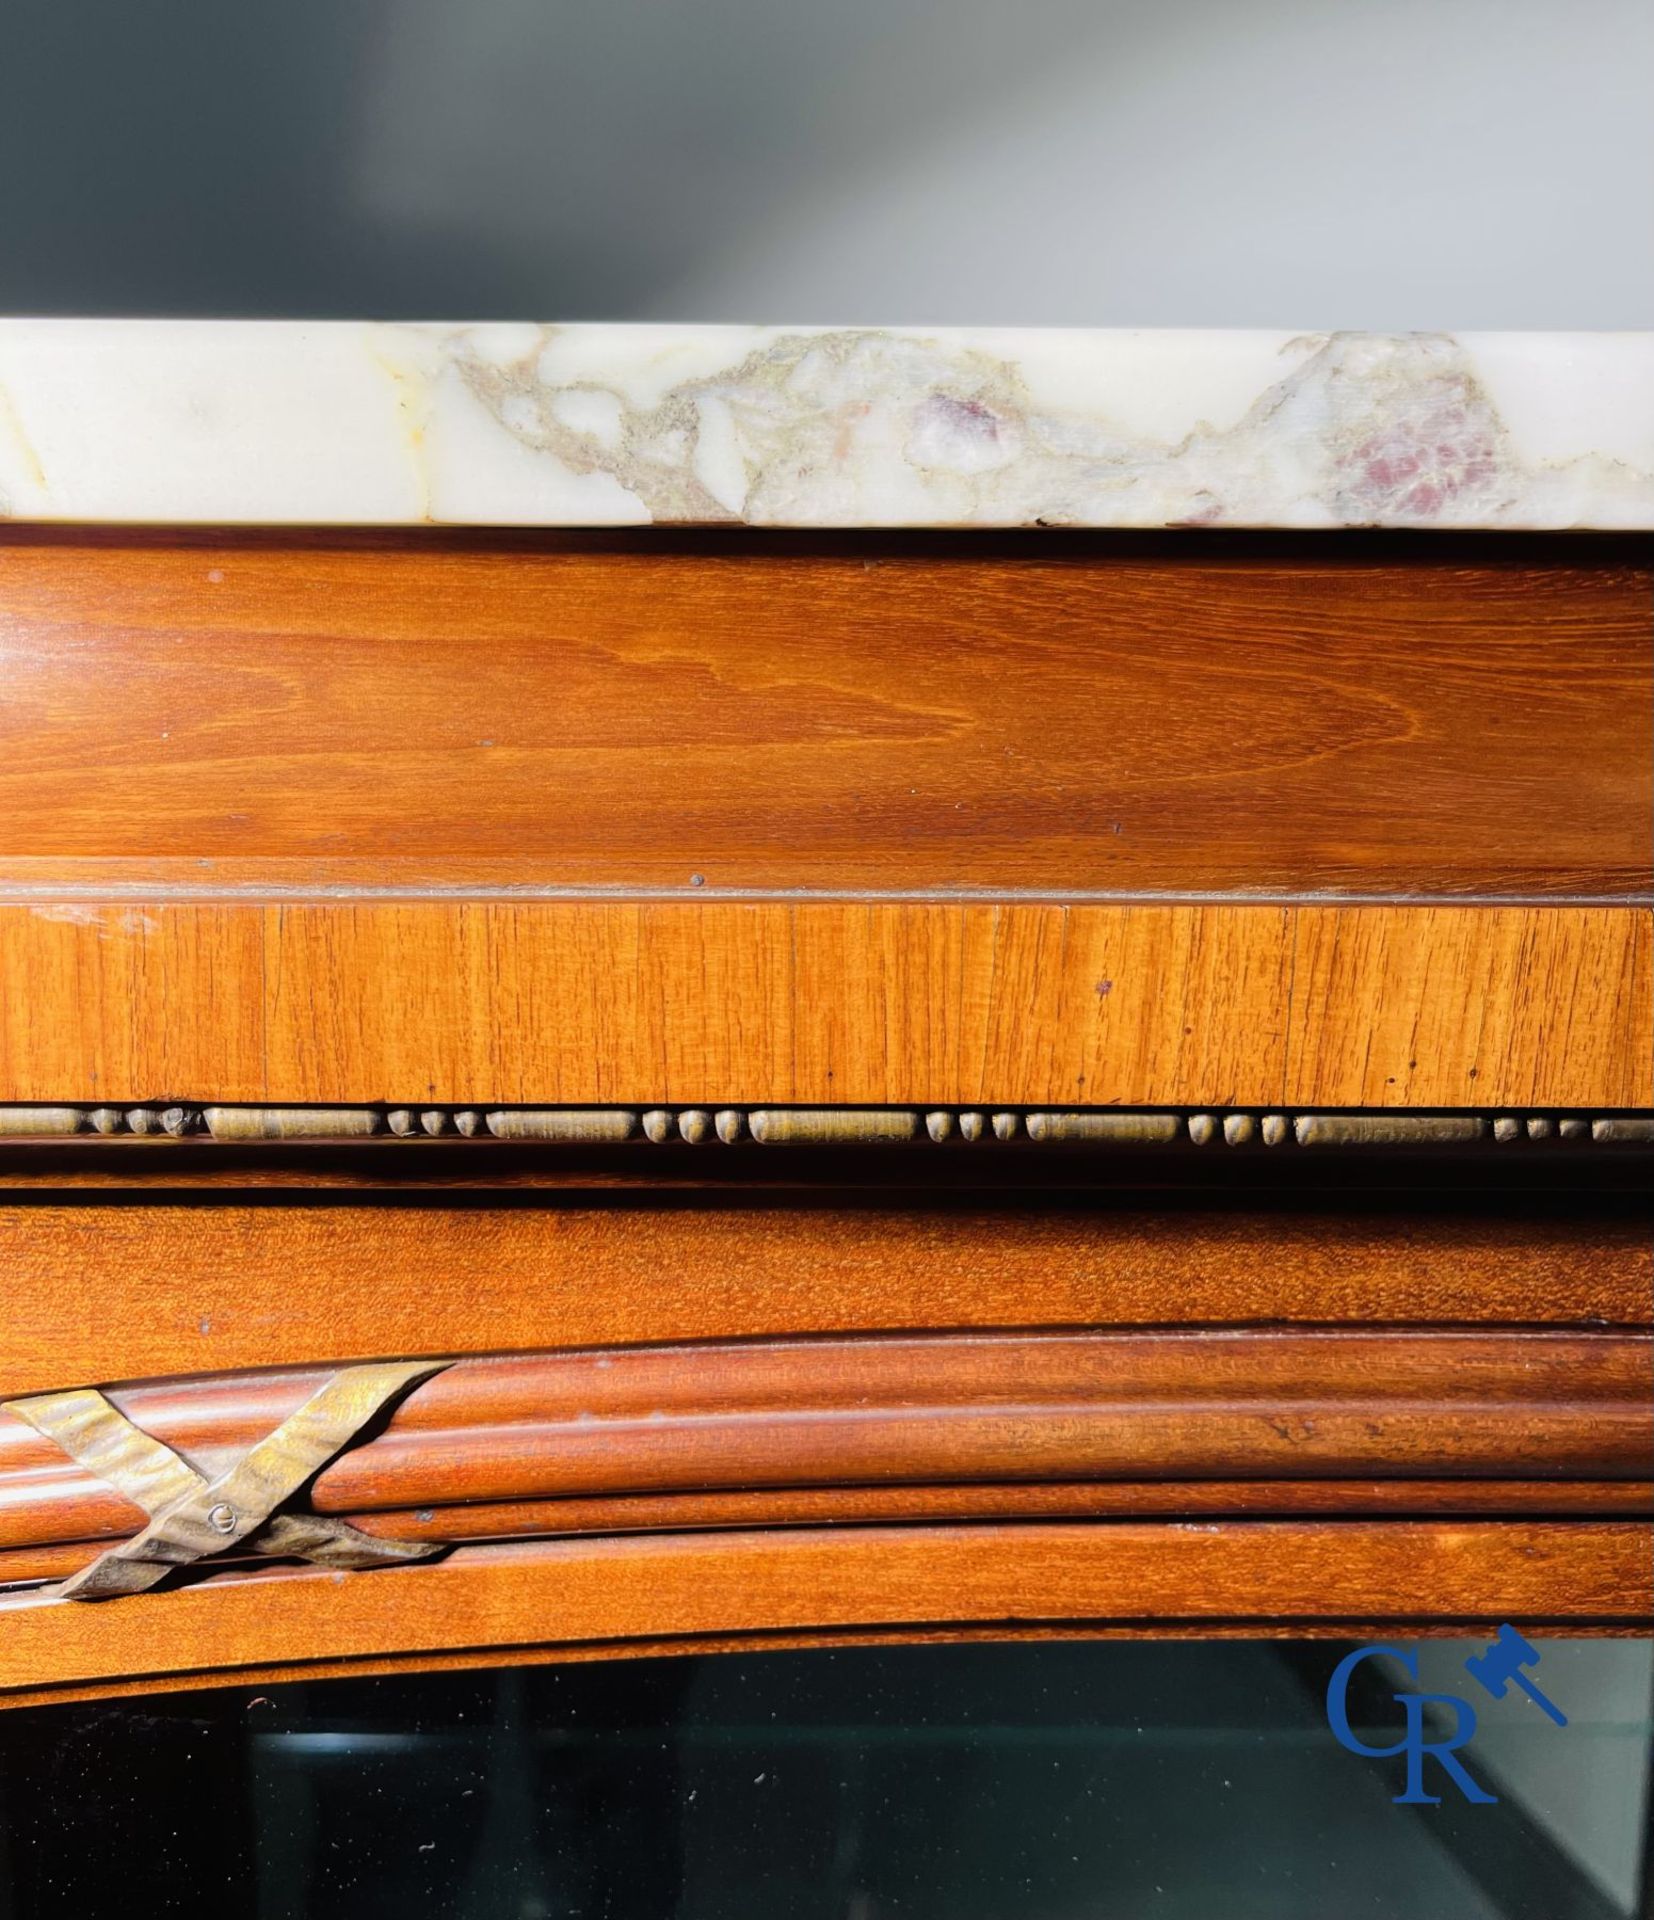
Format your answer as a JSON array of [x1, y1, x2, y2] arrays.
[[2, 1522, 1647, 1703], [0, 530, 1646, 897], [7, 1483, 1650, 1592], [0, 900, 1646, 1107], [1, 1201, 1647, 1400], [4, 1332, 1644, 1557]]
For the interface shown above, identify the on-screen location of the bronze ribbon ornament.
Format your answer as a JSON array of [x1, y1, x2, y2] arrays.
[[3, 1359, 450, 1600]]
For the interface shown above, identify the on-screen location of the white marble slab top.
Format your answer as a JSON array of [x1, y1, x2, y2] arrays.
[[0, 322, 1649, 530]]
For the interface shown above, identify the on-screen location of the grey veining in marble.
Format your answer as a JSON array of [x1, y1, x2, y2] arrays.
[[0, 323, 1648, 528]]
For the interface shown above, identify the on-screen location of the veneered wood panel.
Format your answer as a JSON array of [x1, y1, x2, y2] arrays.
[[261, 898, 1300, 1107], [0, 900, 1644, 1107], [1290, 905, 1654, 1108], [2, 1202, 1647, 1399], [0, 530, 1647, 897], [2, 1522, 1647, 1704], [0, 904, 264, 1105]]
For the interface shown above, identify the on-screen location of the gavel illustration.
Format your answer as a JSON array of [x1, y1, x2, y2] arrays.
[[1464, 1624, 1568, 1727]]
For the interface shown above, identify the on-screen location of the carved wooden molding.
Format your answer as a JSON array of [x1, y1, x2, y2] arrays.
[[3, 1331, 1649, 1601], [0, 1103, 1650, 1146]]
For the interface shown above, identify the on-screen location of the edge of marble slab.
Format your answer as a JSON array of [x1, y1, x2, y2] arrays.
[[0, 322, 1650, 530]]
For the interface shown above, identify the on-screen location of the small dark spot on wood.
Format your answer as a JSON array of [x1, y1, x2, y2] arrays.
[[1094, 979, 1113, 997]]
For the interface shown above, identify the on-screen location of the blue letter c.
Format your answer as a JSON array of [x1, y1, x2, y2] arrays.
[[1327, 1645, 1415, 1758]]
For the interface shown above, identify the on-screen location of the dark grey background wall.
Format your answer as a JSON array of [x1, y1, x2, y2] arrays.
[[2, 0, 1648, 324]]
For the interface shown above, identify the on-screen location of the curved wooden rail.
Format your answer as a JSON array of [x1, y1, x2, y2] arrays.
[[3, 1326, 1646, 1705], [2, 1328, 1647, 1566], [1, 1520, 1648, 1710]]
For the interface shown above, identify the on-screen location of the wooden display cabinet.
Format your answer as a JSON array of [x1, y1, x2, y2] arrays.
[[1, 523, 1648, 1694], [0, 320, 1649, 1909]]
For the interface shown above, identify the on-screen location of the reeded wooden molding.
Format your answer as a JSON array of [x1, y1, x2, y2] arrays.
[[0, 1102, 1649, 1147], [3, 1331, 1648, 1597]]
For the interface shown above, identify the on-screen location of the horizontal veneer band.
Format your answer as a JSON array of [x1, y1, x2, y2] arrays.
[[1, 902, 1647, 1111]]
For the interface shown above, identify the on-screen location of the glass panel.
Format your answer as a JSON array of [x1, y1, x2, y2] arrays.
[[0, 1639, 1647, 1918]]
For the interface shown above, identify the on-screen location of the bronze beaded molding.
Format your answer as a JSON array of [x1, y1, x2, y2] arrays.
[[0, 1104, 1650, 1148]]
